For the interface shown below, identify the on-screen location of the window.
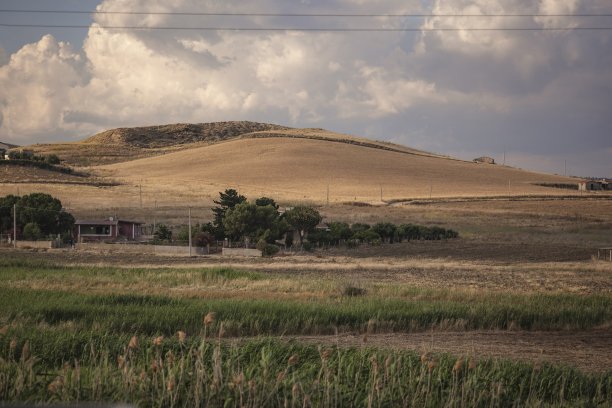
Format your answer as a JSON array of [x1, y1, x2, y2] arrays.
[[81, 225, 111, 235]]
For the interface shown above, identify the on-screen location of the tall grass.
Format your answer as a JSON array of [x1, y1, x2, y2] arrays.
[[0, 287, 610, 338], [0, 337, 609, 407]]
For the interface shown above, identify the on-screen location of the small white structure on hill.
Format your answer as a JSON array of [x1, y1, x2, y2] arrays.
[[578, 179, 609, 191]]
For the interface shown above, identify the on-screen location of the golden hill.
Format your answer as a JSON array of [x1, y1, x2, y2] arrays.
[[7, 121, 593, 207], [98, 135, 580, 204], [24, 122, 443, 167]]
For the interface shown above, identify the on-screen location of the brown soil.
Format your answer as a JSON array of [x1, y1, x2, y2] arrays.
[[280, 330, 612, 373]]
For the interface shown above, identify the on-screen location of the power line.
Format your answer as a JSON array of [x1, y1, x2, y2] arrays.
[[1, 10, 611, 17], [1, 23, 611, 31]]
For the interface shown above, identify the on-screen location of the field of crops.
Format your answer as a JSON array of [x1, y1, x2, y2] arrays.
[[0, 256, 610, 406]]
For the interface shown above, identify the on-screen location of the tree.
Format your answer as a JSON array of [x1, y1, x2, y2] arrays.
[[23, 222, 42, 240], [255, 197, 279, 210], [154, 224, 172, 241], [6, 193, 74, 237], [372, 222, 397, 243], [283, 206, 322, 246], [223, 202, 257, 242], [17, 193, 74, 235], [223, 202, 285, 244], [0, 195, 20, 234], [328, 222, 352, 245], [212, 189, 246, 239]]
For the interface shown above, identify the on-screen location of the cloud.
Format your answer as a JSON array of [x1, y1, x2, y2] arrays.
[[0, 0, 610, 176]]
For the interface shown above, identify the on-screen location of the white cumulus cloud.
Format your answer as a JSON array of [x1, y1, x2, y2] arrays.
[[0, 0, 610, 176]]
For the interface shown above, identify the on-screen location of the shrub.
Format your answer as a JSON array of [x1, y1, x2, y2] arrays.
[[257, 239, 280, 257], [46, 154, 60, 164], [154, 224, 172, 242], [352, 229, 382, 245], [350, 223, 370, 234], [23, 222, 42, 241], [342, 284, 367, 297]]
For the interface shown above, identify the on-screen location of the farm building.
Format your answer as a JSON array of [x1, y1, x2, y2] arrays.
[[578, 179, 609, 191], [74, 217, 144, 242]]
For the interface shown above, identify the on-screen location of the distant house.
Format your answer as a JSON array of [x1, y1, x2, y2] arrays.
[[74, 217, 144, 242], [578, 179, 609, 191]]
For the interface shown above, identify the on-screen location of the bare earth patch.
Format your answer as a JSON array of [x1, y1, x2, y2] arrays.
[[281, 330, 612, 373]]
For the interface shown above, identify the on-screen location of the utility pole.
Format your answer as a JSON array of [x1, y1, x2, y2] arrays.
[[13, 203, 17, 248], [153, 200, 157, 233], [380, 185, 383, 202], [139, 179, 143, 208], [326, 184, 329, 205], [508, 180, 511, 196], [564, 160, 567, 176], [429, 180, 432, 199], [188, 207, 192, 257], [503, 151, 506, 166]]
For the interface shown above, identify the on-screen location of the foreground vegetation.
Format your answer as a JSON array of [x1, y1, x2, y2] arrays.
[[2, 335, 610, 407], [1, 258, 610, 406]]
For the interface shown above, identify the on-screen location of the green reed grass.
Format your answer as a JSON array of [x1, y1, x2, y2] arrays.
[[0, 286, 609, 338], [0, 337, 609, 407]]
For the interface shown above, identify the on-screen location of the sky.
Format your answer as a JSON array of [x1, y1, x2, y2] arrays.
[[0, 0, 611, 178]]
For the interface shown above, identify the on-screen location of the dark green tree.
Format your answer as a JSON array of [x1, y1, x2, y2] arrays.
[[154, 224, 172, 242], [255, 197, 279, 210], [14, 193, 74, 236], [223, 202, 286, 244], [23, 222, 42, 240], [212, 189, 246, 239], [0, 195, 20, 234], [372, 222, 397, 243], [328, 222, 352, 245], [283, 206, 322, 246]]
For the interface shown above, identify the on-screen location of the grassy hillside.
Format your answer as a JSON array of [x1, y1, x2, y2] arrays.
[[23, 122, 444, 167], [100, 136, 581, 203], [6, 121, 603, 207]]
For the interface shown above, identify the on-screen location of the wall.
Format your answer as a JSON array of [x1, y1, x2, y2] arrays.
[[221, 248, 262, 257], [154, 246, 208, 256], [15, 241, 53, 249]]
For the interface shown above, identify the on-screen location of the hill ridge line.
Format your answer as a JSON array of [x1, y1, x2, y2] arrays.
[[238, 131, 454, 161]]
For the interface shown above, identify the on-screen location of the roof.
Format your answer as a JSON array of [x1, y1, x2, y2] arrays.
[[75, 219, 143, 226]]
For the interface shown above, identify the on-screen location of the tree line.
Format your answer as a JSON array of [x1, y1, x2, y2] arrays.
[[155, 189, 459, 254]]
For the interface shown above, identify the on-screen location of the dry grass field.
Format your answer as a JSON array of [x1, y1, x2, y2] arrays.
[[1, 123, 611, 405], [100, 137, 581, 204]]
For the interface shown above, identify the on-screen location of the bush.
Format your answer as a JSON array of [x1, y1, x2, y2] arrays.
[[46, 154, 60, 165], [257, 239, 280, 257], [262, 244, 280, 257], [154, 224, 172, 242], [342, 285, 367, 297], [23, 222, 42, 241], [352, 229, 382, 245], [302, 241, 314, 252]]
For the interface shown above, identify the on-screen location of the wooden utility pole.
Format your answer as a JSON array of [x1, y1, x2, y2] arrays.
[[380, 185, 383, 202], [188, 208, 192, 257], [153, 200, 157, 232], [13, 203, 17, 248], [139, 180, 143, 208], [326, 184, 329, 205]]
